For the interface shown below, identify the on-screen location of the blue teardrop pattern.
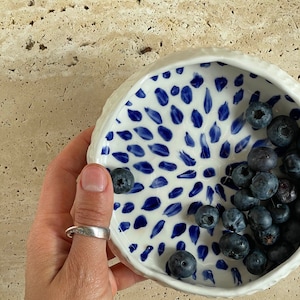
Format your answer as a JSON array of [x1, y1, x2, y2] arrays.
[[119, 222, 130, 232], [158, 126, 173, 141], [163, 203, 182, 217], [168, 187, 183, 199], [267, 95, 281, 107], [176, 241, 185, 250], [190, 73, 204, 88], [135, 88, 146, 98], [176, 67, 184, 74], [155, 87, 169, 106], [112, 152, 129, 163], [211, 242, 220, 255], [220, 141, 230, 158], [189, 182, 203, 197], [218, 101, 229, 121], [142, 197, 161, 211], [101, 146, 110, 155], [209, 122, 221, 143], [127, 144, 145, 157], [170, 85, 180, 96], [231, 268, 242, 285], [163, 71, 171, 78], [200, 133, 210, 158], [191, 109, 203, 128], [235, 135, 251, 153], [171, 223, 186, 238], [114, 202, 121, 210], [134, 127, 153, 140], [129, 243, 138, 253], [202, 270, 215, 284], [187, 201, 203, 215], [216, 259, 228, 270], [170, 105, 184, 124], [231, 113, 245, 134], [234, 74, 244, 86], [179, 151, 196, 166], [158, 242, 165, 256], [133, 161, 154, 174], [204, 88, 212, 113], [105, 131, 114, 141], [215, 184, 226, 201], [129, 182, 144, 193], [122, 202, 135, 214], [197, 245, 208, 261], [158, 161, 177, 171], [184, 131, 195, 147], [189, 225, 200, 245], [144, 107, 162, 124], [206, 186, 214, 204], [181, 85, 193, 104], [203, 168, 216, 178], [128, 109, 142, 121], [215, 77, 228, 92], [233, 89, 244, 104], [150, 220, 165, 239], [285, 94, 294, 102], [149, 176, 168, 188], [148, 143, 170, 157], [249, 90, 260, 103], [134, 215, 148, 229], [177, 170, 197, 179], [117, 130, 132, 140], [140, 245, 154, 261]]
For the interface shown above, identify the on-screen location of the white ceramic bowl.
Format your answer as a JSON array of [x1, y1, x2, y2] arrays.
[[87, 48, 300, 298]]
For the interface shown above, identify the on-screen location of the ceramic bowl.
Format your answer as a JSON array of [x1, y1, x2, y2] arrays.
[[87, 48, 300, 298]]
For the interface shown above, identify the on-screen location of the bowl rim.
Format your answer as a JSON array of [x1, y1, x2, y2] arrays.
[[88, 47, 300, 297]]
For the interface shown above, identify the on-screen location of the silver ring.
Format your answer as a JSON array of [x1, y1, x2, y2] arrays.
[[65, 225, 110, 240]]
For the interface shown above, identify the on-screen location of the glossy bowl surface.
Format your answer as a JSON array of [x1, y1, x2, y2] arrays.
[[87, 48, 300, 297]]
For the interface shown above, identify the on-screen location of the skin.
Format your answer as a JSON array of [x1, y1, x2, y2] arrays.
[[25, 127, 145, 299]]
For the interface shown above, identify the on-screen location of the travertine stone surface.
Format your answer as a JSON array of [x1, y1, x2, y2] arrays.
[[0, 1, 299, 299]]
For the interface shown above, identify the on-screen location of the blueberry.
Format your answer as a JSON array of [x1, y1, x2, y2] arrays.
[[247, 146, 278, 172], [275, 178, 297, 204], [219, 232, 250, 260], [250, 172, 279, 200], [221, 208, 247, 232], [248, 206, 272, 231], [266, 200, 290, 224], [110, 168, 135, 194], [267, 240, 295, 265], [246, 101, 273, 129], [281, 219, 300, 245], [233, 188, 260, 211], [255, 224, 280, 246], [167, 250, 197, 278], [231, 163, 255, 188], [267, 115, 299, 147], [245, 249, 268, 275], [194, 205, 220, 229], [282, 151, 300, 179], [290, 199, 300, 219]]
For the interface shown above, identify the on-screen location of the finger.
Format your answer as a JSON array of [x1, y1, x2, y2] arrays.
[[38, 127, 94, 215]]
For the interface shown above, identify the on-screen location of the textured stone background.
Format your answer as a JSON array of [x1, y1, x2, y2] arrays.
[[0, 1, 299, 299]]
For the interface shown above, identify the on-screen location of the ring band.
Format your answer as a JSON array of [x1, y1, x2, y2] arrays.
[[66, 225, 110, 240]]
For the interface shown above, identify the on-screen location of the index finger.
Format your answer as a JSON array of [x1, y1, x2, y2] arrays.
[[37, 127, 94, 215]]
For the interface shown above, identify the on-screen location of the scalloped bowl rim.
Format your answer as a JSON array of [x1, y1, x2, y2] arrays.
[[87, 47, 300, 298]]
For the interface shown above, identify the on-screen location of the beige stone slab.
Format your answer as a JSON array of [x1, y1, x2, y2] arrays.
[[0, 0, 299, 299]]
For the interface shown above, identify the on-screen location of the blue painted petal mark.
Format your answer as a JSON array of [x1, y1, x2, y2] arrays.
[[126, 100, 132, 106], [177, 170, 196, 179], [168, 187, 183, 199], [117, 130, 132, 140], [163, 71, 171, 78], [148, 143, 170, 157], [216, 203, 226, 215], [234, 74, 244, 86], [135, 88, 146, 98], [134, 127, 153, 140], [203, 168, 216, 178], [290, 108, 300, 120], [134, 215, 147, 229], [220, 141, 230, 158], [204, 88, 213, 113], [215, 184, 226, 201], [190, 73, 204, 88], [133, 161, 154, 174], [191, 109, 203, 128], [200, 62, 211, 67], [122, 202, 135, 213], [189, 225, 200, 245], [215, 77, 228, 92], [164, 203, 182, 217], [285, 94, 294, 102], [144, 107, 162, 124], [119, 222, 130, 232], [101, 146, 110, 154], [231, 268, 242, 285], [140, 245, 154, 261], [151, 75, 158, 81], [207, 227, 215, 236], [112, 152, 129, 163], [267, 95, 281, 107], [158, 126, 173, 141], [218, 101, 229, 121], [202, 270, 215, 284], [235, 135, 251, 153], [150, 176, 168, 188], [197, 245, 209, 261], [129, 182, 144, 193], [179, 151, 196, 166], [171, 223, 186, 238], [212, 242, 221, 255], [189, 182, 203, 197], [129, 243, 138, 253], [105, 131, 114, 140], [142, 197, 161, 211], [176, 241, 186, 250], [176, 67, 184, 74], [185, 132, 195, 147], [155, 87, 169, 106], [158, 242, 165, 256], [233, 89, 244, 104], [116, 118, 121, 124], [127, 144, 145, 157], [250, 72, 258, 78], [217, 61, 227, 66], [187, 201, 203, 215], [209, 122, 221, 143], [170, 85, 180, 96], [207, 186, 214, 204], [158, 161, 177, 171], [150, 220, 165, 238], [252, 138, 269, 148], [114, 202, 121, 210], [170, 105, 184, 124], [200, 133, 210, 158], [231, 113, 245, 134], [221, 176, 239, 190], [216, 259, 228, 270], [250, 90, 260, 103], [128, 109, 142, 121]]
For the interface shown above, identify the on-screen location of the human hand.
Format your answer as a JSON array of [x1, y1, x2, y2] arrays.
[[25, 127, 145, 299]]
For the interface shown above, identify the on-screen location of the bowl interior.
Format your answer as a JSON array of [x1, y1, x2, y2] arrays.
[[89, 57, 300, 295]]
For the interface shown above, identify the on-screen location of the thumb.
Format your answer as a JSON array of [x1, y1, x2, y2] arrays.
[[64, 164, 114, 297]]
